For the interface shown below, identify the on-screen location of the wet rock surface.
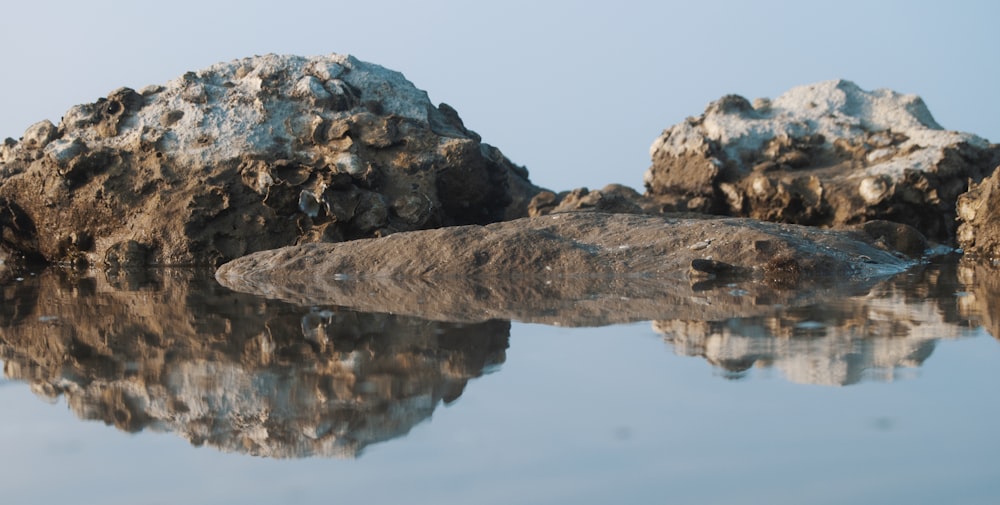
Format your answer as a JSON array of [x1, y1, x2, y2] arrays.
[[0, 54, 538, 268], [0, 269, 507, 458], [216, 212, 927, 324], [644, 80, 1000, 243]]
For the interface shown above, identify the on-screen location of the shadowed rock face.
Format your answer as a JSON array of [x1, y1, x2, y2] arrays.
[[215, 212, 924, 325], [0, 54, 539, 268], [644, 80, 1000, 243], [0, 269, 508, 458], [957, 166, 1000, 260]]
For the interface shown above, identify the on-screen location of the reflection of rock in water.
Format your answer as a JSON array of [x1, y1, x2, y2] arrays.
[[654, 263, 981, 385], [0, 269, 508, 458], [957, 260, 1000, 343]]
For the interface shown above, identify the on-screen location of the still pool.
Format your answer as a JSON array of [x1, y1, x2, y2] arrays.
[[1, 261, 998, 505]]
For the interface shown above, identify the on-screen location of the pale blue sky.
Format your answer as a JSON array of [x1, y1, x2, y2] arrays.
[[1, 0, 997, 191]]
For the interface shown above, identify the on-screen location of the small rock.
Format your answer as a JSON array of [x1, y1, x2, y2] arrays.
[[861, 220, 929, 258], [22, 120, 57, 150], [528, 184, 649, 216]]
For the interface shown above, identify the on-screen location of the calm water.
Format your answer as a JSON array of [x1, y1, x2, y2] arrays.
[[1, 260, 998, 504]]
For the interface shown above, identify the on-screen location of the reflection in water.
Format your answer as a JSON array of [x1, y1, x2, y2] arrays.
[[0, 259, 996, 458], [221, 267, 899, 327], [0, 269, 508, 458], [655, 262, 984, 385], [957, 261, 1000, 343]]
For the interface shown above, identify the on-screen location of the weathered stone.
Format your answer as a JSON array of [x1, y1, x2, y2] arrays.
[[956, 165, 1000, 259], [0, 54, 542, 267], [645, 79, 1000, 242], [215, 212, 926, 325], [528, 184, 649, 216], [21, 120, 57, 150]]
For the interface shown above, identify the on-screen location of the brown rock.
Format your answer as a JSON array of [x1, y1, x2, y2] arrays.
[[527, 184, 649, 216], [957, 166, 1000, 260], [216, 212, 918, 325], [0, 54, 542, 268], [645, 80, 1000, 242]]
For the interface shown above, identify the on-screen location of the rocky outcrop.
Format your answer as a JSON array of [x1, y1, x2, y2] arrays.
[[0, 54, 539, 268], [215, 212, 932, 324], [0, 269, 507, 458], [956, 166, 1000, 260], [528, 184, 652, 216], [645, 80, 1000, 242], [655, 262, 978, 385]]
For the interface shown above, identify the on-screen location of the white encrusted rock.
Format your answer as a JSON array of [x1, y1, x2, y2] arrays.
[[0, 53, 539, 267], [645, 79, 1000, 241]]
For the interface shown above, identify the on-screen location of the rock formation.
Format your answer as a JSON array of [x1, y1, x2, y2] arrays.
[[644, 80, 1000, 242], [528, 184, 652, 216], [956, 166, 1000, 260], [0, 54, 539, 268], [0, 269, 508, 458], [215, 212, 934, 325]]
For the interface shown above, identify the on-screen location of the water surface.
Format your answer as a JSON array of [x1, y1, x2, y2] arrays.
[[1, 261, 997, 504]]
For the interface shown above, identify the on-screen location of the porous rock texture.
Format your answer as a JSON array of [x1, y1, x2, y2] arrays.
[[956, 165, 1000, 260], [0, 270, 507, 458], [216, 212, 926, 324], [0, 54, 538, 268], [645, 79, 1000, 242]]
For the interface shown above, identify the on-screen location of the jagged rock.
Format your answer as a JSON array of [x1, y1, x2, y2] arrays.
[[0, 269, 507, 458], [0, 54, 540, 267], [645, 80, 1000, 242], [956, 165, 1000, 260], [216, 212, 929, 324]]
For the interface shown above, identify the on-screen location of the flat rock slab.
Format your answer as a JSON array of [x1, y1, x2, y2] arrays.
[[217, 212, 917, 325]]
